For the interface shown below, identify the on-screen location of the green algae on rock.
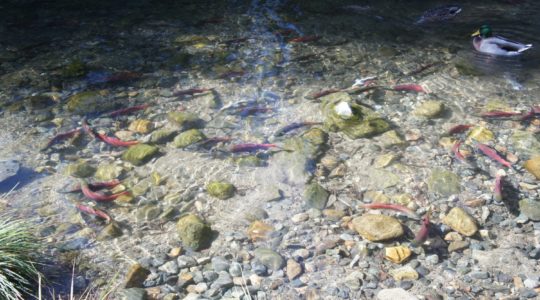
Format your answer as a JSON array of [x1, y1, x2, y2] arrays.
[[428, 169, 461, 196], [62, 59, 87, 78], [95, 163, 123, 181], [413, 100, 444, 118], [304, 182, 329, 210], [206, 181, 235, 200], [122, 144, 159, 166], [176, 214, 212, 250], [150, 129, 178, 144], [519, 199, 540, 221], [172, 129, 206, 148], [253, 248, 285, 270], [124, 263, 150, 288], [511, 131, 540, 159], [135, 205, 162, 222], [230, 155, 266, 167], [321, 92, 390, 139], [97, 222, 122, 241], [167, 111, 204, 129], [65, 160, 96, 178], [66, 91, 112, 115], [301, 127, 328, 146]]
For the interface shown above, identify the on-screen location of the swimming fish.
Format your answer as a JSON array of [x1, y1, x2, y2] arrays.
[[415, 5, 462, 25]]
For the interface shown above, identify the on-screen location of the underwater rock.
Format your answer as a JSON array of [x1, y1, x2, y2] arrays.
[[62, 59, 87, 78], [149, 129, 178, 144], [467, 126, 494, 143], [231, 155, 266, 167], [128, 119, 153, 134], [524, 157, 540, 179], [65, 160, 96, 178], [97, 222, 122, 241], [95, 163, 123, 181], [511, 131, 540, 158], [248, 220, 274, 241], [122, 144, 159, 166], [167, 111, 204, 129], [321, 92, 390, 139], [135, 205, 162, 222], [206, 181, 235, 200], [304, 182, 329, 210], [66, 91, 111, 115], [352, 214, 404, 242], [253, 248, 285, 271], [172, 129, 206, 148], [301, 128, 328, 146], [443, 207, 478, 236], [23, 95, 56, 111], [176, 214, 212, 250], [379, 130, 406, 148], [519, 199, 540, 221], [427, 169, 461, 196], [385, 246, 412, 264], [413, 101, 444, 118], [389, 266, 419, 281], [124, 263, 150, 288]]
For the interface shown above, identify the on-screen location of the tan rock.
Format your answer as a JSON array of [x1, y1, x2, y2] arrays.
[[352, 214, 404, 242], [467, 126, 494, 143], [443, 207, 478, 236], [384, 246, 412, 264], [413, 100, 444, 118], [124, 263, 150, 288], [322, 209, 345, 220], [247, 220, 274, 241], [129, 119, 153, 133], [524, 156, 540, 180], [390, 266, 419, 281], [286, 259, 303, 280]]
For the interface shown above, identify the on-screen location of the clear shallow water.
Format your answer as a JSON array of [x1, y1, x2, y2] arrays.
[[1, 0, 540, 297]]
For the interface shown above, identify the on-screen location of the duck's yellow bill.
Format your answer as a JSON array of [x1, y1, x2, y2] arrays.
[[471, 30, 480, 37]]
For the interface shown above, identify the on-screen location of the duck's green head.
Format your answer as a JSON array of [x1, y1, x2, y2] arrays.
[[472, 25, 492, 38]]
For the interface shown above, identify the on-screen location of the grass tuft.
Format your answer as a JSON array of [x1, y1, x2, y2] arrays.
[[0, 215, 42, 300]]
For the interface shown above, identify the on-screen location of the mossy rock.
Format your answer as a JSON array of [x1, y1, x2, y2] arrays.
[[231, 156, 266, 167], [62, 59, 87, 78], [304, 182, 329, 210], [23, 95, 56, 111], [167, 112, 204, 129], [206, 181, 235, 200], [97, 223, 122, 241], [65, 161, 96, 178], [301, 128, 328, 146], [176, 214, 212, 250], [321, 93, 390, 139], [66, 91, 112, 115], [510, 130, 540, 158], [95, 163, 123, 181], [122, 144, 159, 166], [149, 129, 178, 144], [428, 169, 461, 196], [172, 129, 206, 148]]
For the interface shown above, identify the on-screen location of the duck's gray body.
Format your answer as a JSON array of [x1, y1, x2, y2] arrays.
[[473, 35, 533, 56]]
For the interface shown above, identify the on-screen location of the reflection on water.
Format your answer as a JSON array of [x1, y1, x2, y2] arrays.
[[1, 0, 540, 297]]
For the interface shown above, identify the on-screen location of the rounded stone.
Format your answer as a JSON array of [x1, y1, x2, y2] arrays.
[[413, 100, 444, 118], [206, 181, 235, 200], [176, 214, 212, 251], [122, 144, 159, 166], [442, 207, 478, 236], [352, 214, 404, 242]]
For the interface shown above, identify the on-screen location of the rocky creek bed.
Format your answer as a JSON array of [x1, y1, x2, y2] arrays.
[[1, 0, 540, 299]]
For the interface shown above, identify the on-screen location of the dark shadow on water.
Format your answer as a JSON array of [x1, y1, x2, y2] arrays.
[[0, 167, 42, 194]]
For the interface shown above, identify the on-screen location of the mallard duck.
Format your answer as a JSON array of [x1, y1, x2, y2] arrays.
[[472, 25, 532, 56]]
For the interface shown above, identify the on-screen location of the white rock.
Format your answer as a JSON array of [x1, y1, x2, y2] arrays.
[[334, 101, 353, 118], [377, 288, 419, 300]]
